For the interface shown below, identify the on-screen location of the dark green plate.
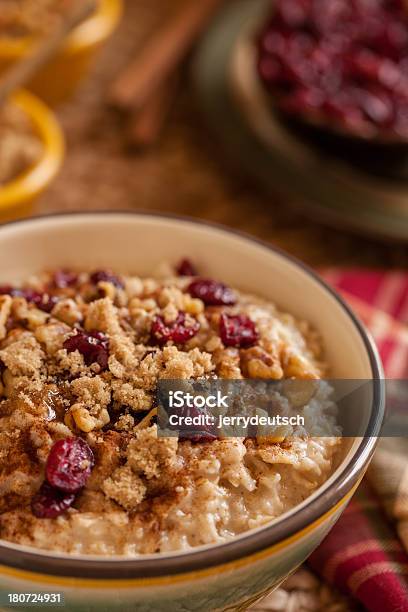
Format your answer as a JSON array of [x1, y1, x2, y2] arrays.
[[192, 0, 408, 242]]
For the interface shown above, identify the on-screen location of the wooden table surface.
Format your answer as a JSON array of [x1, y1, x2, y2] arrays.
[[38, 0, 408, 270]]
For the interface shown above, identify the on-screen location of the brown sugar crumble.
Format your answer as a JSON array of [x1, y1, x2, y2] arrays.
[[0, 105, 42, 186], [0, 263, 341, 555], [0, 1, 79, 38]]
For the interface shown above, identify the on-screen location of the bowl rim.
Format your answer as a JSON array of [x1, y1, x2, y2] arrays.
[[0, 0, 123, 58], [0, 90, 64, 211], [0, 210, 385, 579]]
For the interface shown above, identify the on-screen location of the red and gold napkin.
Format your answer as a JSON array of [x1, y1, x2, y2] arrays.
[[308, 270, 408, 611]]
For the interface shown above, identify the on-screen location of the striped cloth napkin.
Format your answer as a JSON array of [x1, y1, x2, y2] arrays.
[[308, 270, 408, 611], [251, 270, 408, 612]]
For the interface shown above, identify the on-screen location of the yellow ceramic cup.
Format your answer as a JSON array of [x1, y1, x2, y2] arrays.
[[0, 90, 65, 222], [0, 0, 123, 105]]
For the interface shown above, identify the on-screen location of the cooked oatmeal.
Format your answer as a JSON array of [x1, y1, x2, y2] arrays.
[[0, 1, 74, 38], [0, 262, 342, 555], [0, 104, 42, 185]]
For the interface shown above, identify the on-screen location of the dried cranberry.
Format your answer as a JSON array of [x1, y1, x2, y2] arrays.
[[219, 313, 259, 348], [282, 86, 325, 113], [260, 30, 288, 55], [345, 50, 383, 81], [28, 291, 59, 313], [258, 56, 284, 83], [151, 312, 199, 345], [0, 285, 13, 295], [19, 288, 40, 301], [31, 482, 75, 519], [0, 286, 28, 298], [169, 404, 216, 443], [90, 270, 124, 289], [355, 87, 394, 126], [188, 279, 236, 306], [46, 437, 94, 494], [322, 94, 366, 130], [395, 98, 408, 135], [64, 330, 109, 370], [378, 59, 401, 88], [189, 432, 216, 444], [176, 258, 197, 277], [0, 286, 58, 313], [276, 0, 311, 28], [53, 269, 78, 289], [257, 0, 408, 135]]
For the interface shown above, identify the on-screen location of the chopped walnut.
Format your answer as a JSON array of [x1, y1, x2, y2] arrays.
[[241, 346, 283, 379], [214, 347, 243, 379], [51, 299, 83, 326], [97, 281, 117, 301], [11, 297, 48, 330], [282, 349, 320, 379], [0, 295, 12, 340], [35, 321, 71, 355], [157, 287, 185, 310], [125, 277, 143, 298], [68, 403, 110, 433]]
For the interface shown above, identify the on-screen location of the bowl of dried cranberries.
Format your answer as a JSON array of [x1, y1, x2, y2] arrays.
[[257, 0, 408, 143]]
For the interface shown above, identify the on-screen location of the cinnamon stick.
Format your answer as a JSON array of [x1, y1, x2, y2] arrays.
[[127, 76, 178, 149], [109, 0, 223, 112]]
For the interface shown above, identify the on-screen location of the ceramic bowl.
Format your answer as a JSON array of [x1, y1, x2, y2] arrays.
[[0, 91, 64, 223], [0, 0, 123, 105], [0, 212, 384, 612]]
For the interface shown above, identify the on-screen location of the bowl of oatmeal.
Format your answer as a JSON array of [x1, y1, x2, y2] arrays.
[[0, 0, 123, 105], [0, 212, 384, 611], [0, 90, 64, 221]]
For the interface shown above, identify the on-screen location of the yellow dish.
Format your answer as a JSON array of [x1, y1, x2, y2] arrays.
[[0, 90, 64, 222], [0, 0, 123, 105]]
